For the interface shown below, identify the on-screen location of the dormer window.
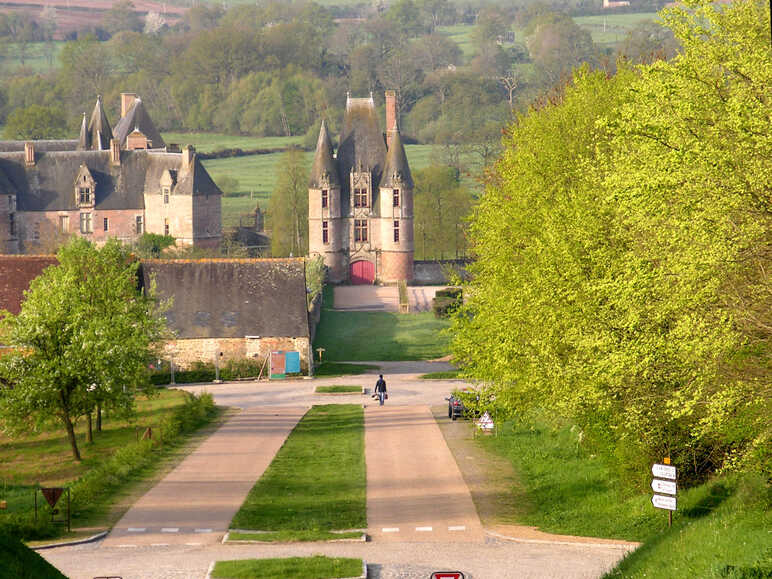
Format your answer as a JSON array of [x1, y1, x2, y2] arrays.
[[163, 187, 170, 204], [393, 189, 400, 207], [354, 188, 368, 208], [74, 165, 96, 208], [321, 189, 328, 208]]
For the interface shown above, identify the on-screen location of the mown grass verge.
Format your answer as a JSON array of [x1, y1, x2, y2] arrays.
[[419, 370, 461, 379], [0, 531, 66, 579], [229, 530, 362, 542], [313, 311, 450, 361], [477, 417, 771, 578], [315, 385, 362, 394], [314, 362, 379, 377], [229, 405, 365, 542], [0, 391, 219, 540], [211, 555, 363, 579]]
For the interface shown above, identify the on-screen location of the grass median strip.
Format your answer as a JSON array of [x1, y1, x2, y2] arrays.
[[229, 404, 365, 542], [211, 556, 363, 579], [315, 385, 362, 394]]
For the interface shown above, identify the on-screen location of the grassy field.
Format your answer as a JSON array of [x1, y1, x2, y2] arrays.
[[230, 405, 365, 540], [162, 133, 302, 154], [437, 24, 477, 62], [313, 310, 450, 361], [315, 385, 362, 394], [211, 556, 363, 579], [313, 362, 380, 377], [476, 417, 772, 578], [0, 42, 63, 74], [574, 12, 659, 46]]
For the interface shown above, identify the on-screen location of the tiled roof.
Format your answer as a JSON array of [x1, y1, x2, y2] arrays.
[[309, 120, 340, 189], [0, 255, 58, 315], [380, 130, 413, 189], [113, 98, 166, 150]]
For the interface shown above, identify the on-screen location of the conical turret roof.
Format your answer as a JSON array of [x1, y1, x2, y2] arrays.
[[380, 129, 413, 189], [87, 95, 113, 151], [77, 113, 88, 150], [308, 120, 340, 188]]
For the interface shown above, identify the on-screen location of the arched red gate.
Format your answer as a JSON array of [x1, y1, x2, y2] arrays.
[[350, 260, 375, 284]]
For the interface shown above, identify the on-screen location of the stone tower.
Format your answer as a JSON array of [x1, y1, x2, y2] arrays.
[[308, 91, 413, 284]]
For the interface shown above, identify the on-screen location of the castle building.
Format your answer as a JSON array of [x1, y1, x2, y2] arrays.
[[0, 94, 222, 254], [308, 91, 414, 284]]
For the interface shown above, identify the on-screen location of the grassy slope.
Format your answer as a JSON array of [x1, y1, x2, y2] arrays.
[[212, 556, 363, 579], [231, 405, 365, 535], [477, 418, 771, 578], [313, 310, 450, 361], [163, 133, 302, 154], [0, 532, 66, 579]]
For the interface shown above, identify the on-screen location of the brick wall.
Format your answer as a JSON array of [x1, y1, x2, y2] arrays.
[[166, 336, 311, 372], [380, 251, 414, 283]]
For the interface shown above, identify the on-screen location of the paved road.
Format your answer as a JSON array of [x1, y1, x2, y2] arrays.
[[102, 407, 306, 547], [333, 285, 448, 312], [366, 406, 484, 543], [41, 367, 637, 578]]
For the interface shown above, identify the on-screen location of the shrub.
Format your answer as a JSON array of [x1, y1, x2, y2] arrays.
[[433, 287, 462, 318]]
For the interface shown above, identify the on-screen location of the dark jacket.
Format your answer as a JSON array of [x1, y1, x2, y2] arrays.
[[375, 378, 387, 393]]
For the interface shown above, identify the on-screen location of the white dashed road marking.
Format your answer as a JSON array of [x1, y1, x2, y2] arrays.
[[449, 526, 466, 531], [117, 544, 137, 548], [416, 526, 433, 532], [194, 528, 212, 533], [151, 543, 169, 547], [127, 528, 146, 533], [161, 528, 179, 533], [382, 527, 400, 533]]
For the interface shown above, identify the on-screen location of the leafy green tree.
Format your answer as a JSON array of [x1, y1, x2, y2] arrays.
[[133, 233, 176, 258], [525, 12, 598, 86], [0, 238, 167, 461], [101, 0, 143, 37], [413, 165, 472, 260], [3, 104, 67, 139], [269, 148, 309, 257]]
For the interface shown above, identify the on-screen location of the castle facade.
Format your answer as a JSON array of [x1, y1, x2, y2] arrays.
[[308, 91, 414, 284]]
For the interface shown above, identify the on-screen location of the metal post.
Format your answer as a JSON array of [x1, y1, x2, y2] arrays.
[[170, 355, 175, 385], [215, 353, 219, 382]]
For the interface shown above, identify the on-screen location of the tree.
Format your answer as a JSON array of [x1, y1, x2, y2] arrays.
[[3, 104, 67, 139], [0, 238, 167, 461], [525, 12, 598, 86], [101, 0, 143, 37], [269, 148, 309, 257]]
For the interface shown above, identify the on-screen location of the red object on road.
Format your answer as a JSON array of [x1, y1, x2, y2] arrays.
[[431, 573, 465, 579]]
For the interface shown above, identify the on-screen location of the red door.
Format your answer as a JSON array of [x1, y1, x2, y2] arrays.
[[350, 260, 375, 284]]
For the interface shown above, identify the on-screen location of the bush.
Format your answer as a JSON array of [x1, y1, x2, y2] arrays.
[[433, 287, 462, 318], [0, 513, 56, 542], [151, 358, 267, 384], [0, 530, 66, 579]]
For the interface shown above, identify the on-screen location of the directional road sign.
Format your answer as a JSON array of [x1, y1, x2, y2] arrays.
[[651, 494, 677, 511], [651, 463, 677, 480], [651, 479, 677, 495]]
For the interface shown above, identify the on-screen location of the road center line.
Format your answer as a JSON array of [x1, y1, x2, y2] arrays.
[[127, 528, 146, 532], [449, 526, 466, 531], [161, 528, 179, 533], [416, 526, 433, 532], [382, 527, 400, 533]]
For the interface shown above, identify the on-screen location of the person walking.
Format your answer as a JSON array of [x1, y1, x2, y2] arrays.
[[375, 374, 387, 406]]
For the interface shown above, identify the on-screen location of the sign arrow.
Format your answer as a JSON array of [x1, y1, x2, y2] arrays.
[[652, 494, 677, 511], [651, 463, 677, 480], [651, 478, 677, 495]]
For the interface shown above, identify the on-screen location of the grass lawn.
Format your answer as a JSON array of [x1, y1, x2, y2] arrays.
[[314, 310, 450, 361], [476, 417, 771, 578], [437, 24, 477, 62], [313, 362, 379, 377], [162, 133, 302, 154], [228, 530, 362, 542], [315, 385, 362, 394], [211, 556, 363, 579], [230, 405, 365, 540], [574, 12, 659, 46]]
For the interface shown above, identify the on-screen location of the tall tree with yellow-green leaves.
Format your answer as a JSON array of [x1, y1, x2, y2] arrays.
[[451, 0, 770, 484]]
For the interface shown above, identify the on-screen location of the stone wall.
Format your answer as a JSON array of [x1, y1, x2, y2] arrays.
[[413, 259, 469, 285], [166, 336, 311, 373]]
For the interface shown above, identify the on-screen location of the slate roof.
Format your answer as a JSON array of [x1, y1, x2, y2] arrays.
[[337, 96, 387, 202], [113, 98, 166, 150], [0, 255, 58, 315], [0, 141, 79, 153], [309, 120, 340, 189], [139, 259, 310, 339], [85, 96, 113, 151], [0, 150, 221, 212], [380, 130, 413, 189]]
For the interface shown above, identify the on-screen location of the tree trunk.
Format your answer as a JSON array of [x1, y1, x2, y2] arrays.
[[86, 412, 93, 444], [62, 414, 81, 461], [96, 402, 102, 432]]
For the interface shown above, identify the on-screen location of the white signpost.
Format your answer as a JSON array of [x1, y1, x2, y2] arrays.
[[651, 462, 677, 526]]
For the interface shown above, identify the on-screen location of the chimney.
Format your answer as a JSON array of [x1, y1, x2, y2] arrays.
[[110, 138, 121, 165], [121, 93, 137, 118], [182, 145, 195, 172], [385, 90, 397, 149], [24, 142, 34, 166]]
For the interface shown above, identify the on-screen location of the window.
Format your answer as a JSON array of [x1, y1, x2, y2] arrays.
[[9, 213, 14, 236], [164, 218, 170, 236], [322, 220, 329, 244], [393, 220, 400, 243], [354, 188, 368, 208], [354, 219, 368, 242], [59, 215, 69, 232], [7, 195, 13, 212], [321, 189, 328, 208], [135, 216, 143, 235], [79, 212, 92, 234], [103, 217, 109, 232], [393, 189, 400, 207], [163, 187, 170, 204], [33, 223, 40, 240], [78, 187, 91, 205]]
